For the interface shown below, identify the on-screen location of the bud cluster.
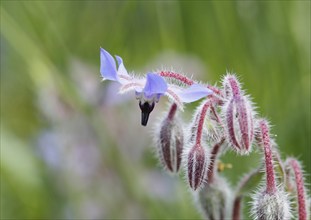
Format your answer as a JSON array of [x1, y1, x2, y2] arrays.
[[100, 56, 309, 220], [150, 73, 309, 219]]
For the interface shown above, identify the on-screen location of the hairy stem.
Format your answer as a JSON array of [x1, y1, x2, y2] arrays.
[[167, 103, 177, 121], [210, 105, 222, 125], [207, 138, 225, 184], [207, 84, 222, 95], [232, 167, 262, 220], [259, 120, 276, 194], [159, 71, 222, 95], [287, 158, 307, 220], [232, 196, 242, 220], [195, 101, 211, 146], [159, 71, 194, 86]]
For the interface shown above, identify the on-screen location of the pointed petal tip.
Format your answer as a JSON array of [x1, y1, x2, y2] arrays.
[[178, 84, 213, 103], [115, 55, 123, 66], [100, 48, 119, 81]]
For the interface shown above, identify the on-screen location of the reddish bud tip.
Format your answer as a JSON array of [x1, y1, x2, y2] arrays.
[[222, 74, 242, 98]]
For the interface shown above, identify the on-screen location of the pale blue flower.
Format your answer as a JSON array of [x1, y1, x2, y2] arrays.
[[100, 47, 213, 125]]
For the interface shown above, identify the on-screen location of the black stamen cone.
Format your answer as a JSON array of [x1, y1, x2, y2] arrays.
[[139, 101, 155, 126]]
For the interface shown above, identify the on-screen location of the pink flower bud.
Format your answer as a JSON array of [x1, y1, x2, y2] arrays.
[[221, 74, 255, 154], [156, 103, 184, 173], [186, 143, 209, 190], [223, 95, 254, 154]]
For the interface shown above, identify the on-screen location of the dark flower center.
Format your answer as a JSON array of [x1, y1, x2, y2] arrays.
[[139, 101, 155, 126]]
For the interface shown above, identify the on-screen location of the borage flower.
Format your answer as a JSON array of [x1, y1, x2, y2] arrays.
[[100, 48, 213, 126]]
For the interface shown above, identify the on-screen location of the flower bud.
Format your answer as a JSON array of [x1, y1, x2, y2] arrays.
[[185, 143, 209, 190], [196, 176, 232, 220], [223, 94, 254, 154], [222, 74, 255, 154], [251, 188, 291, 220], [156, 103, 184, 173]]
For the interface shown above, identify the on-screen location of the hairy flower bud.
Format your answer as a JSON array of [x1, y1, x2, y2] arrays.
[[184, 100, 212, 190], [185, 143, 209, 190], [156, 103, 184, 173], [196, 176, 232, 219], [222, 75, 255, 154], [223, 95, 254, 154], [251, 188, 291, 220]]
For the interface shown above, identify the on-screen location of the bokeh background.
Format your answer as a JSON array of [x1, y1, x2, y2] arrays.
[[1, 1, 310, 219]]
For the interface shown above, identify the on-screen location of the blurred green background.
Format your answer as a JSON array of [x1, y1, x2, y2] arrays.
[[1, 1, 310, 219]]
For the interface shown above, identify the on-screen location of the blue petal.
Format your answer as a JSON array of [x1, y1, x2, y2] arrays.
[[143, 73, 168, 97], [100, 48, 118, 81], [178, 84, 213, 103], [115, 55, 123, 66], [115, 55, 129, 76]]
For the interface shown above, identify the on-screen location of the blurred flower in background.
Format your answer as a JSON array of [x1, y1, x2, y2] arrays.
[[1, 1, 310, 219]]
